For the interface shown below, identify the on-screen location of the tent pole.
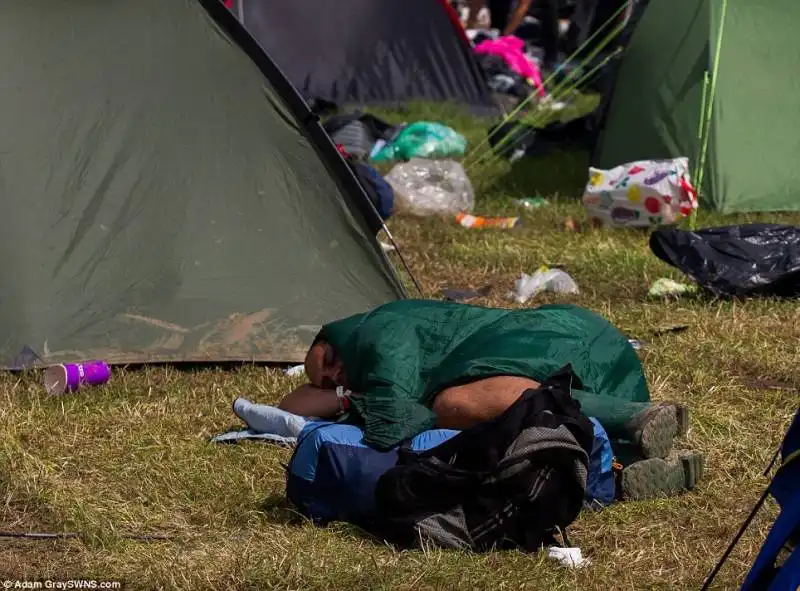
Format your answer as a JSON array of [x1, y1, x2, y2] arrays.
[[692, 0, 729, 227], [700, 485, 770, 591], [381, 225, 425, 297], [469, 48, 621, 172], [692, 71, 710, 186]]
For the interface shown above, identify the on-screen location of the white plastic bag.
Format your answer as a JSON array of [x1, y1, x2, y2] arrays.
[[582, 157, 697, 228], [509, 269, 579, 304], [385, 158, 474, 216]]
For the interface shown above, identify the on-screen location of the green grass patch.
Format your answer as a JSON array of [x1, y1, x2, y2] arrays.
[[1, 102, 798, 589]]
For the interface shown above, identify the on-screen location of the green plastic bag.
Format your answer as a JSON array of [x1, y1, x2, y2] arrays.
[[372, 122, 467, 162]]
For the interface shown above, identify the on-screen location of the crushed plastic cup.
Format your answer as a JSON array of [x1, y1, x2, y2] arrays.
[[43, 361, 111, 395]]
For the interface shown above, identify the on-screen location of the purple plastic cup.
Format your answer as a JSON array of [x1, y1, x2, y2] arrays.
[[43, 361, 111, 395]]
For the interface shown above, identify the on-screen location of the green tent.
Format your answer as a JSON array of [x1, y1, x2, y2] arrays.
[[0, 0, 406, 369], [594, 0, 800, 213]]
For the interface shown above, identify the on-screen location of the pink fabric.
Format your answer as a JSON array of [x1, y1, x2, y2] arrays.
[[474, 36, 545, 97]]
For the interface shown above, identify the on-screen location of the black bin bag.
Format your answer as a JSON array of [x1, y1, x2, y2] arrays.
[[649, 224, 800, 298]]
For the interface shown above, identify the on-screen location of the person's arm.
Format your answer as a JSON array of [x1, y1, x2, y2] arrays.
[[465, 0, 485, 29], [503, 0, 533, 35], [278, 384, 346, 418]]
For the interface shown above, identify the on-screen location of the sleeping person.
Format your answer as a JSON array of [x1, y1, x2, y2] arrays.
[[232, 299, 703, 499]]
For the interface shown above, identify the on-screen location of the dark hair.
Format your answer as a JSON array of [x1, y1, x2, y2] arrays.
[[310, 333, 337, 366], [311, 331, 327, 347]]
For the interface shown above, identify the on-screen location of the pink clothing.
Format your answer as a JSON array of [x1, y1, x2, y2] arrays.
[[474, 36, 545, 97]]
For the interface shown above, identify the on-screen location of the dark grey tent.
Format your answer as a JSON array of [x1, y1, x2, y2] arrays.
[[0, 0, 406, 369], [227, 0, 497, 114]]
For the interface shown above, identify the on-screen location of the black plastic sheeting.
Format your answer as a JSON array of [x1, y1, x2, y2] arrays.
[[228, 0, 497, 114], [649, 224, 800, 298]]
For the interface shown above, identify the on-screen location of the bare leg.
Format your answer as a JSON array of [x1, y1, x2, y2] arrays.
[[466, 0, 485, 29], [277, 384, 341, 419], [432, 375, 540, 430], [502, 0, 533, 35]]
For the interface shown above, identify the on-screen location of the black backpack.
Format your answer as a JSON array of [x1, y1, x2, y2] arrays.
[[373, 366, 594, 552]]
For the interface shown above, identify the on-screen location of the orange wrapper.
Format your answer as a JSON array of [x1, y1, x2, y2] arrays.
[[456, 213, 520, 229]]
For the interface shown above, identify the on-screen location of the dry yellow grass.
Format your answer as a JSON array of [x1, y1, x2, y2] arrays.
[[1, 104, 798, 589]]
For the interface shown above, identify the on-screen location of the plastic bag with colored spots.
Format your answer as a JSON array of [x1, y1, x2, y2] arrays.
[[582, 158, 697, 228]]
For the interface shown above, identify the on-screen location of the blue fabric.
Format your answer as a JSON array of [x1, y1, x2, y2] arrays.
[[288, 417, 618, 525], [585, 417, 615, 506], [741, 410, 800, 591], [353, 162, 394, 220], [287, 422, 457, 525]]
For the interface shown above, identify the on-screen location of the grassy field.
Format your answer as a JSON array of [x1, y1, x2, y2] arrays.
[[1, 103, 798, 589]]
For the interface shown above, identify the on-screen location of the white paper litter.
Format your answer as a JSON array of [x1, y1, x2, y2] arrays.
[[284, 364, 306, 377], [547, 547, 590, 569]]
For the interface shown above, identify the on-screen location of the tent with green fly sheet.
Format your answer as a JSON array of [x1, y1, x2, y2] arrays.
[[594, 0, 800, 213], [0, 0, 406, 369]]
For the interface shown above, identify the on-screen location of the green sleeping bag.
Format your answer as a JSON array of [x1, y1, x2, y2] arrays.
[[319, 300, 650, 450]]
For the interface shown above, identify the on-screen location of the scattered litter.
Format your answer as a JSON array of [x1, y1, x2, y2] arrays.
[[648, 277, 697, 298], [284, 364, 306, 377], [653, 323, 691, 336], [548, 546, 590, 569], [372, 122, 467, 162], [516, 196, 548, 209], [509, 267, 580, 303], [564, 216, 580, 232], [44, 361, 111, 395], [380, 241, 396, 253], [439, 285, 492, 302], [538, 95, 568, 111], [456, 213, 519, 229], [582, 157, 697, 229], [370, 139, 388, 160], [628, 339, 646, 350], [385, 159, 474, 216]]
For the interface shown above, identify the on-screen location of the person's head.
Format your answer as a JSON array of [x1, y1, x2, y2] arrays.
[[304, 338, 347, 389]]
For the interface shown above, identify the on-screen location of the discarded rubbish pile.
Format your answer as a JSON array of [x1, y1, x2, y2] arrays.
[[319, 108, 487, 225], [215, 300, 704, 555], [650, 224, 800, 298], [582, 158, 698, 229]]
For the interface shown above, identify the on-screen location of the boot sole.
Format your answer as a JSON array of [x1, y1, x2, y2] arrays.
[[621, 452, 705, 501], [639, 405, 680, 459], [675, 404, 690, 437]]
